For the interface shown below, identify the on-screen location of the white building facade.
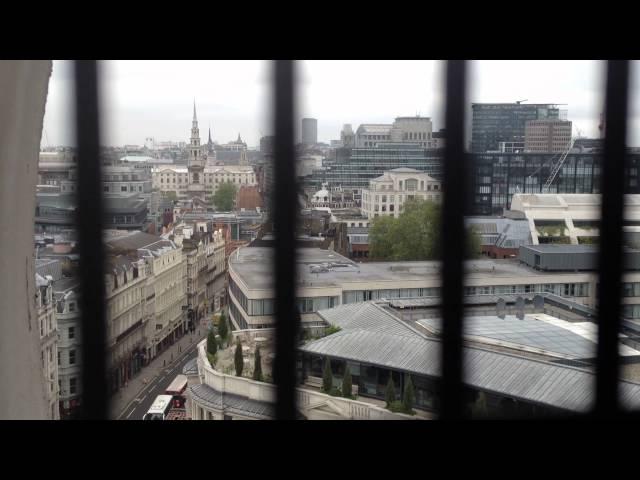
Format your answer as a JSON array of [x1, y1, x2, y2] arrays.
[[35, 274, 59, 420], [361, 168, 442, 219], [152, 165, 256, 202]]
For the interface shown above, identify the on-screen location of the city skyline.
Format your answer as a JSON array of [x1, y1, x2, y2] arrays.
[[42, 60, 640, 148]]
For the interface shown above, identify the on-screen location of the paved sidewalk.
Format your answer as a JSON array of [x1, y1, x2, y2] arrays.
[[110, 318, 210, 419]]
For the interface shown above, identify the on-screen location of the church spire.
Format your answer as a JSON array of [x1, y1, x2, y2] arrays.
[[193, 98, 197, 121], [208, 124, 212, 144]]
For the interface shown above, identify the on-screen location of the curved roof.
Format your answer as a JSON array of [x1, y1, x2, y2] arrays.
[[189, 383, 274, 419]]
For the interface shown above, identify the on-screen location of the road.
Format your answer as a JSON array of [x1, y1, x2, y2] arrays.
[[118, 344, 199, 421]]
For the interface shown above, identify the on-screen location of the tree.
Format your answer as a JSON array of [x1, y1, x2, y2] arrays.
[[341, 365, 352, 398], [253, 346, 263, 382], [322, 357, 333, 393], [402, 375, 415, 414], [370, 198, 484, 261], [234, 338, 244, 377], [218, 313, 228, 345], [369, 199, 441, 261], [385, 376, 396, 407], [369, 215, 398, 259], [164, 191, 178, 203], [207, 329, 217, 355], [212, 181, 237, 211]]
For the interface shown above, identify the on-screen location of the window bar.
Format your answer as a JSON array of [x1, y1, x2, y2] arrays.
[[74, 60, 108, 420], [272, 59, 299, 420], [595, 60, 630, 418], [439, 60, 468, 420]]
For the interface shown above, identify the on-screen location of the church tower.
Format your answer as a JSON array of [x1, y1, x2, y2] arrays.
[[187, 100, 207, 204]]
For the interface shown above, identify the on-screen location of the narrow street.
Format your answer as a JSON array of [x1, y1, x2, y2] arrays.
[[117, 340, 199, 420]]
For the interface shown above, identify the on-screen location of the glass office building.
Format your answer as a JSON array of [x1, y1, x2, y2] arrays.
[[303, 145, 640, 215], [471, 103, 561, 153]]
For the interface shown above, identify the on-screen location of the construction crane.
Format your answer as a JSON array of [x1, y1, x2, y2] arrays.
[[542, 136, 576, 192], [516, 99, 528, 104]]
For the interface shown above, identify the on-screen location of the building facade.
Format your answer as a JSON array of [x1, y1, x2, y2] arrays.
[[227, 246, 640, 331], [356, 117, 434, 149], [302, 118, 318, 145], [104, 232, 187, 392], [54, 278, 82, 419], [35, 274, 59, 420], [361, 168, 441, 219], [471, 103, 562, 153], [152, 165, 256, 203], [525, 119, 573, 153]]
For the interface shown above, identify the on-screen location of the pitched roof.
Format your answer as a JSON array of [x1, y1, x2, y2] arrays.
[[303, 301, 640, 413]]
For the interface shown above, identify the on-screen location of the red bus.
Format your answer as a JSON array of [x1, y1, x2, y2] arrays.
[[165, 374, 188, 409]]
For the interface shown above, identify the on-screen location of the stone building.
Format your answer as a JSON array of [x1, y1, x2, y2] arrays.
[[35, 273, 59, 419], [360, 168, 441, 219]]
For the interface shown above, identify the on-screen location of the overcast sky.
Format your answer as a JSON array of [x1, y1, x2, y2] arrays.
[[41, 60, 640, 148]]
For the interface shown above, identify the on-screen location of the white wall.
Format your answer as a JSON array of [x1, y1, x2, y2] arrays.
[[0, 60, 53, 419]]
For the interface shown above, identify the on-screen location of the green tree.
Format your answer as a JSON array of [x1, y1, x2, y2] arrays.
[[322, 357, 333, 393], [385, 376, 396, 407], [403, 375, 415, 414], [369, 215, 399, 259], [234, 338, 244, 377], [207, 329, 217, 355], [370, 198, 484, 261], [164, 191, 178, 203], [212, 181, 237, 211], [341, 365, 353, 398], [253, 346, 263, 382], [218, 312, 228, 345]]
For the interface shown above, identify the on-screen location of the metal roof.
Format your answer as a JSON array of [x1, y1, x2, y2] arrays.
[[306, 301, 640, 412], [188, 383, 274, 419]]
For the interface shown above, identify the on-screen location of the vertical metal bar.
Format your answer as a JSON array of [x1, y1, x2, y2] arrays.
[[595, 60, 630, 417], [272, 60, 299, 420], [439, 60, 468, 419], [74, 60, 108, 420]]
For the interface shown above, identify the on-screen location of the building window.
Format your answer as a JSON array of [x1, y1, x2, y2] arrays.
[[69, 327, 75, 339], [121, 186, 127, 192], [70, 378, 77, 395], [69, 349, 76, 365]]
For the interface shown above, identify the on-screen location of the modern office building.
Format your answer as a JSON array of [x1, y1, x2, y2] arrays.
[[302, 118, 318, 145], [525, 119, 573, 153], [355, 117, 434, 149], [227, 245, 640, 331], [308, 143, 443, 202], [471, 102, 562, 153], [471, 151, 640, 215], [304, 147, 640, 215], [361, 168, 441, 219], [509, 193, 640, 245]]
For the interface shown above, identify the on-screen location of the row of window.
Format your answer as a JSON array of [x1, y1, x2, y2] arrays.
[[58, 348, 76, 366], [159, 177, 254, 184], [230, 277, 339, 316], [103, 185, 144, 193], [464, 283, 590, 297]]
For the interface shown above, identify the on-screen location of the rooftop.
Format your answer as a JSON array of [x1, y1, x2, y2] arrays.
[[229, 246, 586, 292], [304, 301, 640, 413]]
